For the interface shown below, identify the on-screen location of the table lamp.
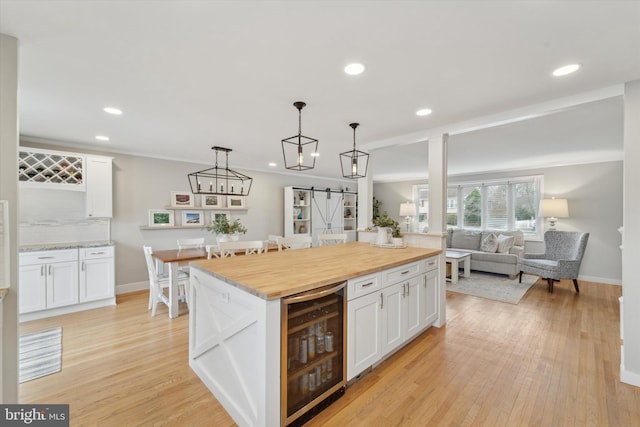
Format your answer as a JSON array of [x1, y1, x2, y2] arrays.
[[539, 198, 568, 230], [399, 202, 415, 232]]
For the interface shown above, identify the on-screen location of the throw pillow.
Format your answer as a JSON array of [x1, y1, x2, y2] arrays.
[[497, 234, 515, 254], [480, 233, 498, 253]]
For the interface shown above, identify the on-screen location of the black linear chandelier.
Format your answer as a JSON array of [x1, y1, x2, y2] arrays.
[[187, 146, 253, 196], [281, 101, 319, 171], [339, 122, 369, 179]]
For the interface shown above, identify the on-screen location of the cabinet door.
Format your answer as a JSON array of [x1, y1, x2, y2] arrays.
[[381, 282, 404, 357], [46, 261, 79, 309], [79, 256, 114, 302], [347, 291, 382, 380], [85, 156, 113, 217], [420, 269, 438, 327], [404, 276, 422, 340], [19, 264, 47, 314]]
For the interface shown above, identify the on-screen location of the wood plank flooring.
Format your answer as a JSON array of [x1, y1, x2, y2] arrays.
[[19, 279, 640, 426]]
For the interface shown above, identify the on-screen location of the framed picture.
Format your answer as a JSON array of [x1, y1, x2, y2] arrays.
[[212, 211, 230, 223], [171, 191, 194, 208], [148, 209, 174, 227], [181, 210, 204, 227], [201, 194, 225, 208], [227, 195, 245, 208]]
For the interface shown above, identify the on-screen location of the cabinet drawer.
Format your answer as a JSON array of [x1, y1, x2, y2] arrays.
[[347, 273, 381, 300], [20, 249, 78, 266], [80, 246, 114, 260], [382, 261, 421, 285], [422, 256, 438, 272]]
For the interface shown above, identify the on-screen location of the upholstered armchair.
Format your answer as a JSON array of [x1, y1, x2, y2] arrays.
[[519, 230, 589, 293]]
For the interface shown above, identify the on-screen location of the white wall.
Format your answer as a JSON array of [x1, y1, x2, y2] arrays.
[[373, 160, 623, 284], [19, 141, 355, 290]]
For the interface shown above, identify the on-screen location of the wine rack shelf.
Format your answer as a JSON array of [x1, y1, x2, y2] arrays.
[[18, 149, 85, 190]]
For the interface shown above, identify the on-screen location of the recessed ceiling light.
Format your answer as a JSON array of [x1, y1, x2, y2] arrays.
[[416, 108, 433, 117], [103, 107, 123, 115], [344, 63, 365, 76], [268, 162, 277, 167], [552, 64, 580, 77], [311, 152, 320, 157], [95, 135, 110, 141]]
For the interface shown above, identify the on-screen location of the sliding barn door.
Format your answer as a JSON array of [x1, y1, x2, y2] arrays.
[[311, 189, 344, 246]]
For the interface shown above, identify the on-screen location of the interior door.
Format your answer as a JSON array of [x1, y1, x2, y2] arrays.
[[311, 189, 344, 246]]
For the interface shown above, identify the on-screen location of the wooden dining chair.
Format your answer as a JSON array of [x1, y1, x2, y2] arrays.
[[318, 233, 348, 246], [277, 236, 312, 251], [218, 240, 264, 257], [143, 246, 190, 316]]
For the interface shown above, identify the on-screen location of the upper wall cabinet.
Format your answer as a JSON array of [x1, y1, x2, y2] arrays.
[[19, 148, 86, 191], [19, 147, 113, 218], [85, 155, 113, 218]]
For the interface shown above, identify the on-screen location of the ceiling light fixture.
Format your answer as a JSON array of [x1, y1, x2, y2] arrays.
[[416, 108, 433, 117], [187, 146, 253, 196], [268, 162, 277, 167], [281, 101, 318, 171], [552, 64, 580, 77], [344, 63, 366, 76], [95, 135, 109, 141], [340, 122, 369, 179], [103, 107, 123, 115]]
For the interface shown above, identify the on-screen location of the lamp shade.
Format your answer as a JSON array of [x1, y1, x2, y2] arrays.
[[399, 202, 415, 217], [539, 198, 569, 218]]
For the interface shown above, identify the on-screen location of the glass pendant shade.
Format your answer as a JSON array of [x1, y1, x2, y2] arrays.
[[187, 146, 253, 196], [340, 122, 369, 179], [281, 101, 318, 171]]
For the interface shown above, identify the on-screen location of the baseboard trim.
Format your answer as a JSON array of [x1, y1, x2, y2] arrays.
[[620, 346, 640, 387], [579, 274, 621, 286], [117, 281, 148, 295]]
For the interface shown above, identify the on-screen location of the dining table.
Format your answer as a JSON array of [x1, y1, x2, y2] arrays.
[[151, 247, 208, 318], [151, 243, 279, 318]]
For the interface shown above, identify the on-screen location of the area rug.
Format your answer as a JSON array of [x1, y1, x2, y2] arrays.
[[19, 327, 62, 383], [447, 272, 538, 304]]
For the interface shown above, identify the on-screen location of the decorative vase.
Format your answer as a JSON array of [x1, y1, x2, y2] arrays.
[[230, 234, 240, 241], [392, 237, 404, 247], [376, 227, 390, 245], [216, 234, 229, 243]]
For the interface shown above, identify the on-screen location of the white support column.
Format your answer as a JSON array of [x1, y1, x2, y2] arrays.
[[621, 79, 640, 387], [428, 134, 448, 327]]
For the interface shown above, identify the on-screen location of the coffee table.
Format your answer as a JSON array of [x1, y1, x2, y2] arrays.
[[445, 250, 471, 284]]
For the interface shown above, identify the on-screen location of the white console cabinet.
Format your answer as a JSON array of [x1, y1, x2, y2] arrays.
[[347, 257, 439, 381], [79, 246, 115, 302], [19, 249, 79, 314]]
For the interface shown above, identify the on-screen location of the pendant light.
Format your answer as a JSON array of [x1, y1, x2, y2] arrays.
[[340, 122, 369, 179], [281, 101, 319, 171], [187, 146, 253, 196]]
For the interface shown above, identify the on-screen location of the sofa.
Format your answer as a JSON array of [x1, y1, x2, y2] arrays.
[[446, 229, 525, 277]]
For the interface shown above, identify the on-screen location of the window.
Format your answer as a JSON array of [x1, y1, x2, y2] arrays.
[[413, 175, 542, 237]]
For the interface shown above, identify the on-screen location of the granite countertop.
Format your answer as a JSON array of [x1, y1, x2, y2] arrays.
[[19, 240, 115, 252]]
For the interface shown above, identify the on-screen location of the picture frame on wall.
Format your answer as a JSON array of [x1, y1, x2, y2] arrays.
[[201, 194, 225, 208], [212, 211, 230, 223], [181, 210, 204, 227], [171, 191, 194, 207], [227, 195, 245, 208], [148, 209, 174, 227]]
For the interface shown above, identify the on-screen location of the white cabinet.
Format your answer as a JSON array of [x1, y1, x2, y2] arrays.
[[347, 257, 439, 381], [85, 155, 113, 218], [79, 246, 115, 302], [19, 249, 79, 314], [343, 192, 357, 242]]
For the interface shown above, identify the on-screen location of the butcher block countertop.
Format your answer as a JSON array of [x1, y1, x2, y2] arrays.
[[191, 241, 441, 300]]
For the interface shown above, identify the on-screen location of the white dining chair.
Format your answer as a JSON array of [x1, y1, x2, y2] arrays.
[[277, 235, 312, 251], [205, 244, 219, 259], [218, 240, 264, 257], [143, 246, 190, 317], [176, 237, 205, 274], [318, 233, 348, 246]]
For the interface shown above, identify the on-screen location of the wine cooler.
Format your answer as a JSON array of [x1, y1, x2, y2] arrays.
[[281, 282, 347, 426]]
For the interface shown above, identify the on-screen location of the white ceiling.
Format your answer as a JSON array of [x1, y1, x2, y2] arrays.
[[1, 1, 638, 182]]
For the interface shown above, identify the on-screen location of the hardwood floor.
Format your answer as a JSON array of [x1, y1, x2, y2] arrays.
[[19, 279, 640, 426]]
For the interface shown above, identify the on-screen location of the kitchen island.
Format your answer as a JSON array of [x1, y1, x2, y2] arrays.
[[189, 242, 442, 426]]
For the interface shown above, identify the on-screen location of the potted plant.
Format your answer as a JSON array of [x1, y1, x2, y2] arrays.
[[372, 212, 402, 245], [228, 218, 247, 241]]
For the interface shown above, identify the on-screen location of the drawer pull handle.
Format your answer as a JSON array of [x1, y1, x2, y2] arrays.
[[401, 270, 410, 275], [361, 282, 374, 287], [89, 251, 105, 255], [428, 262, 435, 266], [380, 293, 383, 309], [37, 256, 55, 260]]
